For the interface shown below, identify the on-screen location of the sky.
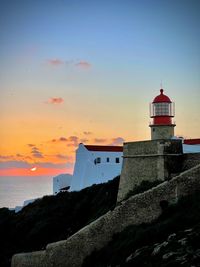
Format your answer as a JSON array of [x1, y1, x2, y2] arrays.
[[0, 0, 200, 176]]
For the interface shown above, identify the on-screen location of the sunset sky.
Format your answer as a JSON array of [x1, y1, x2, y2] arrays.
[[0, 0, 200, 176]]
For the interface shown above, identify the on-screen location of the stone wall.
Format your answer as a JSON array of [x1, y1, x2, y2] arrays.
[[182, 153, 200, 171], [117, 139, 183, 202], [12, 164, 200, 267], [150, 125, 175, 140]]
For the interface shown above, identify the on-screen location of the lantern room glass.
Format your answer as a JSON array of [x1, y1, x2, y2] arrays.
[[150, 102, 175, 117]]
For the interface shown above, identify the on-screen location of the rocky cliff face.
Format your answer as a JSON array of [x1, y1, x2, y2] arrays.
[[125, 226, 200, 267]]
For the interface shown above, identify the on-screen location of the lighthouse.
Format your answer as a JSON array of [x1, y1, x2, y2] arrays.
[[149, 88, 175, 140]]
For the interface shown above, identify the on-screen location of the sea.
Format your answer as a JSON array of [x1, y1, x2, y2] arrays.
[[0, 176, 53, 209]]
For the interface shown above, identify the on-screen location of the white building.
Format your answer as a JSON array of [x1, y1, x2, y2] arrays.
[[70, 144, 123, 191], [53, 173, 72, 195], [183, 139, 200, 153], [13, 198, 39, 213], [53, 139, 200, 194]]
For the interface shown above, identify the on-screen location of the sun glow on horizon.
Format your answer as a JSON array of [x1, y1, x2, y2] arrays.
[[30, 167, 37, 172]]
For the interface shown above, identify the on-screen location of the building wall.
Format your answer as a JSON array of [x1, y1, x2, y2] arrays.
[[12, 164, 200, 267], [183, 144, 200, 153], [117, 139, 183, 202], [150, 125, 175, 140], [53, 174, 72, 195], [70, 144, 122, 191]]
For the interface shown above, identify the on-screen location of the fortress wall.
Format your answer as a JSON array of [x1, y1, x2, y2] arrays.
[[182, 153, 200, 171], [12, 164, 200, 267], [11, 251, 46, 267], [117, 139, 183, 202]]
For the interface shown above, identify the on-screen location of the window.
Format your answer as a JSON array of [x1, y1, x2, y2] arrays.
[[94, 157, 101, 164], [154, 103, 170, 116], [107, 157, 110, 163], [116, 157, 120, 163]]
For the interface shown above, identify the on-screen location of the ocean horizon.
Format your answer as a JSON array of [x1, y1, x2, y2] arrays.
[[0, 176, 53, 209]]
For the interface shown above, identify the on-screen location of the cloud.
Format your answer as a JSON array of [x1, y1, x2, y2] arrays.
[[59, 137, 68, 142], [75, 61, 91, 69], [94, 138, 107, 144], [16, 153, 23, 157], [31, 147, 44, 159], [55, 154, 73, 161], [0, 155, 14, 160], [109, 137, 125, 146], [51, 137, 68, 143], [46, 97, 64, 104], [32, 152, 43, 158], [68, 136, 79, 147], [56, 154, 67, 159], [50, 136, 79, 148], [0, 160, 31, 169], [83, 131, 92, 135], [27, 144, 35, 147], [47, 59, 64, 66]]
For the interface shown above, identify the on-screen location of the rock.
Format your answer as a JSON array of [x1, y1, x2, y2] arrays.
[[177, 237, 187, 246], [162, 252, 177, 260], [167, 233, 176, 242], [184, 228, 193, 233], [151, 241, 168, 256], [126, 246, 149, 262]]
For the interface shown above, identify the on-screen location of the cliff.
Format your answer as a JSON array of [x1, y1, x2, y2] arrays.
[[11, 164, 200, 267], [0, 177, 119, 267]]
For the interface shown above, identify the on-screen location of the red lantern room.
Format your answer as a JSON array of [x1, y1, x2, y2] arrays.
[[149, 89, 176, 140]]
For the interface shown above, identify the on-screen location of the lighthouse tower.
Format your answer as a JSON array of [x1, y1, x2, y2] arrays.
[[149, 88, 175, 140]]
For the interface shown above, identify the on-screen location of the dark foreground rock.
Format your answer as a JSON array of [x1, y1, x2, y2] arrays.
[[125, 225, 200, 267]]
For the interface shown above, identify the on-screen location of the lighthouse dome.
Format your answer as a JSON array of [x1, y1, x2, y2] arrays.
[[153, 89, 171, 103]]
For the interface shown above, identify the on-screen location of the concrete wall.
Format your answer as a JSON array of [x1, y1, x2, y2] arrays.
[[12, 164, 200, 267], [117, 139, 183, 202], [150, 125, 175, 140]]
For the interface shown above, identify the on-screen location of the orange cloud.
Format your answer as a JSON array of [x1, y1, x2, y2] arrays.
[[46, 97, 64, 104], [59, 137, 68, 142], [27, 144, 35, 147], [68, 136, 79, 147], [94, 138, 107, 144], [75, 61, 91, 69], [109, 137, 125, 146], [0, 155, 14, 160], [47, 58, 64, 66], [29, 146, 44, 159], [51, 137, 68, 143], [83, 131, 92, 135]]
